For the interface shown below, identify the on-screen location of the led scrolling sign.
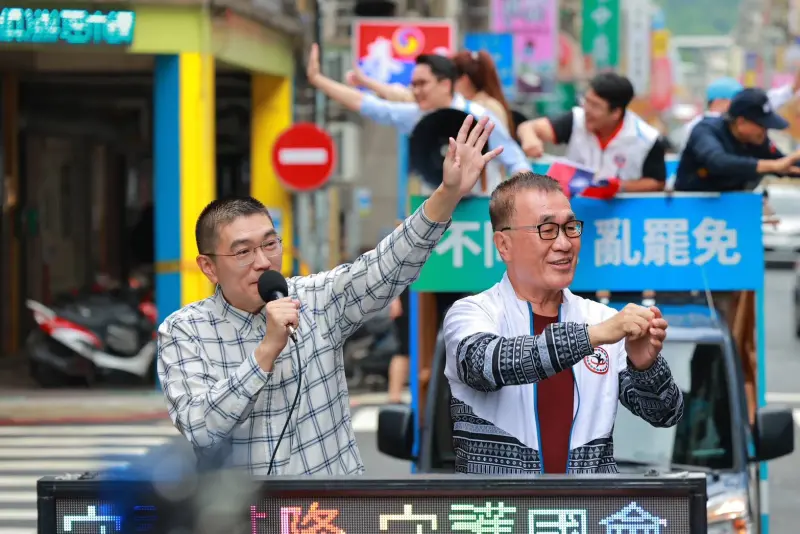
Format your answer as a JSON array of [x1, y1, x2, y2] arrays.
[[0, 8, 135, 45], [56, 495, 692, 534]]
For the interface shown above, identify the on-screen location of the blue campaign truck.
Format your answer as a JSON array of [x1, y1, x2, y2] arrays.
[[377, 191, 795, 533]]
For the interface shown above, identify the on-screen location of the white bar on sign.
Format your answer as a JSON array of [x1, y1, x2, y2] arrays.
[[0, 491, 36, 503], [278, 148, 329, 165]]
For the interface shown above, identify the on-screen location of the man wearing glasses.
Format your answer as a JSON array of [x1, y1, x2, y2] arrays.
[[516, 72, 667, 193], [442, 172, 684, 475], [157, 115, 506, 475]]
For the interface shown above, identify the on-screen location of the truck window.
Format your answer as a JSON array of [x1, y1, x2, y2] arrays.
[[613, 341, 734, 470]]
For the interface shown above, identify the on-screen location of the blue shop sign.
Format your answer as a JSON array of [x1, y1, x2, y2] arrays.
[[570, 193, 763, 292], [0, 8, 136, 46]]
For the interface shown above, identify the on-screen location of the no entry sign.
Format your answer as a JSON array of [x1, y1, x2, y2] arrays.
[[272, 123, 336, 192]]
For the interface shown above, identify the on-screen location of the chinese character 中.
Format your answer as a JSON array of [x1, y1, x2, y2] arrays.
[[360, 37, 404, 84], [594, 218, 642, 267], [642, 218, 691, 267], [379, 504, 437, 532], [435, 221, 499, 269], [280, 503, 346, 534], [528, 509, 588, 534], [692, 217, 741, 266], [449, 501, 517, 534]]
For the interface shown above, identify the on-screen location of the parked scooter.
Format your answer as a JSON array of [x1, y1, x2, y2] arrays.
[[25, 274, 158, 388]]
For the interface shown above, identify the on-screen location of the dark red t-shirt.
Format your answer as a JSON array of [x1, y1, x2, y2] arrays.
[[534, 314, 575, 473]]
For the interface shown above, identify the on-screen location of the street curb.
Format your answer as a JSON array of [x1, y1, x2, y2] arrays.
[[0, 411, 170, 426]]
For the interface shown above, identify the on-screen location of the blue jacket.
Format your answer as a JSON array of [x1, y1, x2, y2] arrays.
[[675, 116, 786, 192]]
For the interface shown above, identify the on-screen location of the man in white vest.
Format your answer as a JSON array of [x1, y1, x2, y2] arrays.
[[443, 172, 684, 474], [516, 73, 666, 193]]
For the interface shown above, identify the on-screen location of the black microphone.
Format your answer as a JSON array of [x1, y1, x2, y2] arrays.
[[257, 271, 298, 342]]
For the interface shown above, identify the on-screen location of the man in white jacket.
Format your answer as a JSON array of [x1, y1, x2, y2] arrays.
[[675, 75, 800, 153], [442, 172, 684, 475]]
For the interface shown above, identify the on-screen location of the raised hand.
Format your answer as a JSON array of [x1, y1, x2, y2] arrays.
[[307, 43, 321, 84], [442, 115, 505, 197]]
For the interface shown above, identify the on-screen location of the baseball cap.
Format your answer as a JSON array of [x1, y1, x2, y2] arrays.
[[728, 88, 789, 130], [706, 77, 743, 102]]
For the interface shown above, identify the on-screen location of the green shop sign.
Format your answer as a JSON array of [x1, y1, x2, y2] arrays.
[[0, 8, 135, 45]]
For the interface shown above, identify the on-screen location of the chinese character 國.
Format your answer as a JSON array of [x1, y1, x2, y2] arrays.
[[449, 501, 517, 534], [434, 221, 501, 269], [528, 508, 588, 534], [593, 217, 741, 268]]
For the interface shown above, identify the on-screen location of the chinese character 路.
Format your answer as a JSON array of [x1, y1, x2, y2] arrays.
[[280, 503, 346, 534]]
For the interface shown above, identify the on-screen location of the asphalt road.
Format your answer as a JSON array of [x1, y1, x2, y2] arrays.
[[356, 269, 800, 533]]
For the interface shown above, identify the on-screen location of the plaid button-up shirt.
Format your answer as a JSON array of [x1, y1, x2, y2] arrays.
[[157, 203, 449, 475]]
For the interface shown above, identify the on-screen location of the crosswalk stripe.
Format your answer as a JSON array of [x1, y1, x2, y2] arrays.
[[0, 424, 177, 436], [0, 436, 172, 447], [0, 510, 36, 521], [0, 446, 152, 458], [0, 491, 35, 503], [0, 476, 48, 488], [0, 420, 176, 534], [0, 459, 129, 471], [351, 406, 379, 433]]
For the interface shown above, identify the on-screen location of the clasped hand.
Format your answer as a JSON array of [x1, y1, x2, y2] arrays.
[[589, 303, 668, 371]]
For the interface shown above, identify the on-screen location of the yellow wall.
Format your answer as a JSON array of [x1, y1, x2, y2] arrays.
[[251, 75, 294, 276], [179, 53, 216, 305]]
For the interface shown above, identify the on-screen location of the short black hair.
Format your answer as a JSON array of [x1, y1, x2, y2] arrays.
[[196, 196, 272, 255], [589, 72, 635, 112], [416, 54, 458, 86], [489, 172, 564, 230]]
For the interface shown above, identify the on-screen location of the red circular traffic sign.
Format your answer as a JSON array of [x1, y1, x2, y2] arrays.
[[272, 123, 336, 191]]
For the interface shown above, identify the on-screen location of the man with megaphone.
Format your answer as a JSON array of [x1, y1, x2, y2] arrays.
[[306, 43, 530, 195]]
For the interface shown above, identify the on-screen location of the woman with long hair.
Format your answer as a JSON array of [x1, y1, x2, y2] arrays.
[[450, 50, 515, 133]]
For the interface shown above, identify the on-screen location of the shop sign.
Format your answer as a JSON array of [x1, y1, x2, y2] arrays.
[[0, 8, 135, 46]]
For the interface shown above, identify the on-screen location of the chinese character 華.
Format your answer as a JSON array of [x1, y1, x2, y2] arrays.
[[449, 501, 517, 534]]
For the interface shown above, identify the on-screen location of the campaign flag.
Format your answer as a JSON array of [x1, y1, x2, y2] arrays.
[[352, 19, 456, 89], [544, 159, 621, 199]]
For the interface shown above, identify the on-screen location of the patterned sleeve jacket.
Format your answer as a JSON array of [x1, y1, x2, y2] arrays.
[[442, 273, 684, 475]]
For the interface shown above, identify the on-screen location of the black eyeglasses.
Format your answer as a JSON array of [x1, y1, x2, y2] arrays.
[[202, 238, 283, 267], [500, 221, 584, 240]]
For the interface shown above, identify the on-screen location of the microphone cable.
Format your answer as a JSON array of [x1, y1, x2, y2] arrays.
[[267, 338, 303, 475]]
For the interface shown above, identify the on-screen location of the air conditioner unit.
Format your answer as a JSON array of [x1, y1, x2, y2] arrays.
[[327, 121, 360, 183]]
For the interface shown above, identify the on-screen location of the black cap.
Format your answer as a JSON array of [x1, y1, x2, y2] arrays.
[[728, 88, 789, 130]]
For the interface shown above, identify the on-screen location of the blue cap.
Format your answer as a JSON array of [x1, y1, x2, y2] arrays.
[[706, 77, 743, 102], [728, 88, 789, 130]]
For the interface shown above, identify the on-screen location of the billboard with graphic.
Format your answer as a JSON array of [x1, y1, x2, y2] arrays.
[[352, 19, 456, 88]]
